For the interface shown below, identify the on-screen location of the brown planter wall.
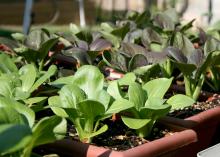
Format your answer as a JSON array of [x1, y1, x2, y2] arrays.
[[161, 106, 220, 155], [36, 86, 220, 157], [38, 123, 197, 157]]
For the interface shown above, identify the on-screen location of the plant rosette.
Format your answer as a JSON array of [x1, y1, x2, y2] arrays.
[[107, 73, 194, 138], [167, 33, 220, 101], [0, 97, 66, 157], [0, 53, 57, 108], [49, 65, 134, 143]]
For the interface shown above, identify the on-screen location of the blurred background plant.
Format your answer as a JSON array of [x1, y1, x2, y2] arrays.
[[0, 0, 219, 37]]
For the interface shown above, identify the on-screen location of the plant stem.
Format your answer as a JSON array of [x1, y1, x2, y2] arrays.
[[192, 74, 205, 101], [184, 74, 205, 101], [72, 118, 85, 142], [94, 120, 100, 132], [23, 141, 35, 157], [161, 59, 173, 78], [137, 120, 154, 138], [210, 67, 219, 91], [184, 75, 193, 98], [84, 119, 94, 143], [39, 60, 44, 71]]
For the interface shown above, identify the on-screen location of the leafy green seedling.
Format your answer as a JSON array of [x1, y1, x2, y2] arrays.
[[0, 97, 66, 157], [168, 32, 220, 100], [12, 29, 58, 70], [0, 53, 18, 75], [108, 77, 194, 137], [49, 65, 133, 143], [203, 36, 220, 91], [0, 56, 57, 106]]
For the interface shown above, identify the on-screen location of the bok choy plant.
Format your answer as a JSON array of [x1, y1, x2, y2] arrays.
[[12, 29, 58, 71], [203, 36, 220, 91], [0, 53, 57, 106], [58, 27, 112, 67], [49, 65, 134, 143], [101, 9, 194, 79], [167, 32, 220, 100], [0, 97, 66, 157], [107, 76, 194, 138], [0, 53, 18, 75], [102, 42, 167, 82]]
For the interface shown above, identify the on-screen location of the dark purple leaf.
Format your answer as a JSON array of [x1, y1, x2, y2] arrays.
[[124, 29, 142, 43], [198, 28, 207, 45], [141, 28, 162, 48], [187, 49, 204, 67], [153, 13, 175, 31], [0, 37, 18, 49], [121, 43, 166, 64], [204, 37, 220, 55], [111, 51, 128, 72], [54, 53, 77, 65], [165, 47, 187, 63], [92, 32, 102, 41], [102, 50, 128, 72], [89, 39, 111, 51], [62, 47, 92, 65], [121, 42, 147, 57], [145, 51, 167, 64], [173, 32, 195, 57], [77, 40, 89, 51], [128, 54, 148, 71]]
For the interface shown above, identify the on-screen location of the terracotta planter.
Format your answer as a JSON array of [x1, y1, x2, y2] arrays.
[[36, 123, 197, 157], [160, 84, 220, 155], [160, 106, 220, 155]]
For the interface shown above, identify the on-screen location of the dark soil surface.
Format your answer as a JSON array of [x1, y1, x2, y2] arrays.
[[64, 92, 220, 151], [67, 93, 220, 151], [168, 94, 220, 119], [68, 119, 174, 151], [34, 120, 174, 157], [35, 86, 220, 155]]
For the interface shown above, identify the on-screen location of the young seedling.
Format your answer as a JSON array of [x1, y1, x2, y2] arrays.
[[49, 65, 133, 143], [0, 97, 66, 157], [108, 77, 194, 137], [0, 54, 57, 106], [168, 32, 220, 100]]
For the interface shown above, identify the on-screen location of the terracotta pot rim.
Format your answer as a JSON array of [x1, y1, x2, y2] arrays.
[[38, 124, 197, 157], [161, 106, 220, 128]]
